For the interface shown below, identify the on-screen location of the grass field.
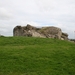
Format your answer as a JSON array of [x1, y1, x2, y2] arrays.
[[0, 37, 75, 75]]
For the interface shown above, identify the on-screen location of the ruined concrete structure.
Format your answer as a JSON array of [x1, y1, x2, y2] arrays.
[[13, 24, 68, 40]]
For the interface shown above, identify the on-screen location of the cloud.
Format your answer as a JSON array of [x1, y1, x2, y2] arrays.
[[0, 7, 13, 20], [0, 0, 75, 38]]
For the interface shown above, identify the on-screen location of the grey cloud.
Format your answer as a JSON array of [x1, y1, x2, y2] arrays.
[[0, 0, 75, 38], [0, 7, 13, 20]]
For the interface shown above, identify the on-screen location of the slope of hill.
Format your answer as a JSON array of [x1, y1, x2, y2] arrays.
[[0, 37, 75, 75]]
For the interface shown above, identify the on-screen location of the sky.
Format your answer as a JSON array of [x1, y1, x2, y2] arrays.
[[0, 0, 75, 38]]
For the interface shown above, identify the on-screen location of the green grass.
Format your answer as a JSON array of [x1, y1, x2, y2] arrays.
[[0, 37, 75, 75]]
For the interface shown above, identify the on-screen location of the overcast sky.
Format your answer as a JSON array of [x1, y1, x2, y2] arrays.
[[0, 0, 75, 38]]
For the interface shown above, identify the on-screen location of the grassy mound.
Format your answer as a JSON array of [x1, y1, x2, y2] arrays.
[[0, 37, 75, 75]]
